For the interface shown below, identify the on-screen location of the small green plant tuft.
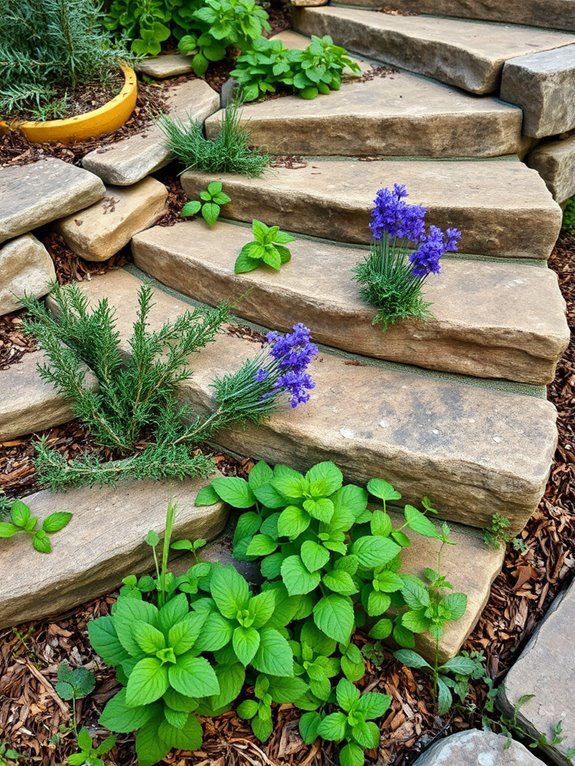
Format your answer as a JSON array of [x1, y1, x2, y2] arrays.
[[562, 196, 575, 232], [482, 513, 528, 553], [181, 181, 231, 226], [235, 220, 296, 273], [0, 499, 71, 553], [67, 728, 116, 766]]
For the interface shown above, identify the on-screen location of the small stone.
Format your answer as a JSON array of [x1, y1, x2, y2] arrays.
[[528, 134, 575, 203], [0, 234, 56, 316], [55, 178, 168, 262], [412, 729, 545, 765], [135, 53, 193, 79]]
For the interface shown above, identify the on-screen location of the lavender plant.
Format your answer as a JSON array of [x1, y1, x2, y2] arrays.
[[353, 184, 461, 330]]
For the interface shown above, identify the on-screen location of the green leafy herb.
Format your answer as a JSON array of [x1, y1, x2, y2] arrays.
[[181, 181, 231, 226], [235, 220, 296, 274], [0, 499, 72, 553]]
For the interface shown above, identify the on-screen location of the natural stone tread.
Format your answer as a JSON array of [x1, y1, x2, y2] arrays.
[[55, 178, 168, 262], [0, 234, 56, 317], [336, 0, 575, 33], [76, 270, 558, 533], [501, 45, 575, 138], [293, 6, 575, 94], [181, 158, 562, 258], [528, 134, 575, 203], [132, 220, 569, 385], [135, 53, 193, 79], [82, 80, 219, 186], [499, 578, 575, 766], [0, 158, 105, 244], [0, 478, 227, 630], [412, 729, 545, 765], [0, 351, 97, 442]]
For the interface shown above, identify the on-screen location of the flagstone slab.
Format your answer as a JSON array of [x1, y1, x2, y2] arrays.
[[82, 80, 219, 186], [132, 220, 569, 384], [75, 270, 558, 533], [498, 578, 575, 766], [528, 134, 575, 202], [501, 45, 575, 137], [293, 6, 574, 94], [0, 234, 56, 316], [412, 729, 546, 765], [55, 178, 168, 262], [135, 53, 193, 79], [0, 478, 227, 630], [0, 158, 105, 244], [181, 158, 562, 258]]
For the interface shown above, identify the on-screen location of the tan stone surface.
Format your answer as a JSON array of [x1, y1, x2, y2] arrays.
[[181, 158, 562, 258], [0, 478, 228, 630], [291, 0, 327, 6], [293, 6, 574, 94], [0, 234, 56, 316], [132, 220, 568, 384], [499, 578, 575, 766], [501, 45, 575, 138], [0, 158, 105, 244], [82, 80, 219, 186], [412, 730, 545, 765], [56, 178, 168, 262], [135, 53, 193, 78], [76, 270, 558, 532], [528, 134, 575, 202]]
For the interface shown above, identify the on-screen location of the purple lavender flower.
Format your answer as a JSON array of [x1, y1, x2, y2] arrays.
[[409, 225, 461, 277], [254, 368, 269, 382], [370, 184, 426, 242], [266, 323, 318, 407]]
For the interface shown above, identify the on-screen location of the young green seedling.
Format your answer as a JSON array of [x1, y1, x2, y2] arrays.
[[235, 220, 296, 274], [0, 499, 72, 553], [181, 181, 231, 227], [67, 728, 116, 766]]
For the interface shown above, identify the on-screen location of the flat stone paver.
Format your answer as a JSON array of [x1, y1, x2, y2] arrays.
[[181, 158, 562, 258], [135, 53, 193, 79], [0, 158, 105, 244], [293, 6, 574, 94], [0, 478, 227, 629], [0, 234, 55, 316], [132, 220, 569, 384], [499, 578, 575, 766], [528, 134, 575, 203], [56, 178, 168, 261], [501, 45, 575, 137], [82, 80, 219, 186], [412, 729, 546, 765]]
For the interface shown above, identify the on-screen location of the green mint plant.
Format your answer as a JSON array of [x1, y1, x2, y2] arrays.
[[234, 220, 296, 274], [290, 35, 361, 99], [181, 181, 231, 226], [67, 729, 116, 766], [237, 674, 308, 741], [482, 513, 528, 553], [230, 37, 295, 101], [0, 499, 71, 553], [56, 661, 96, 703]]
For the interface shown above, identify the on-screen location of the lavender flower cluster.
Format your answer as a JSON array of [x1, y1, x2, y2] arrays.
[[259, 323, 318, 407]]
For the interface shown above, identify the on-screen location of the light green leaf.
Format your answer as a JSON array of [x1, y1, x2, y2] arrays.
[[210, 565, 250, 618], [300, 540, 330, 573], [313, 594, 354, 644], [192, 611, 233, 652], [169, 655, 220, 698], [158, 713, 203, 750], [233, 626, 261, 666], [195, 484, 220, 506], [401, 578, 431, 610], [277, 505, 310, 539], [351, 536, 401, 569], [322, 569, 358, 596], [437, 676, 453, 715], [303, 497, 334, 523], [181, 200, 202, 217], [402, 610, 431, 634], [442, 592, 468, 621], [246, 534, 278, 557], [135, 719, 171, 766], [252, 712, 274, 742], [438, 656, 478, 675], [211, 477, 256, 508], [207, 181, 223, 195], [237, 699, 259, 720], [125, 657, 169, 706], [10, 500, 31, 527], [340, 742, 365, 766], [168, 612, 207, 655], [248, 461, 273, 490], [281, 555, 321, 595], [249, 589, 277, 628], [208, 662, 245, 710], [235, 250, 261, 274], [164, 707, 188, 729], [367, 590, 391, 617], [88, 616, 128, 666], [352, 720, 380, 749], [317, 711, 347, 742], [367, 479, 401, 502], [99, 689, 155, 733], [336, 677, 360, 712], [269, 676, 309, 703], [271, 465, 307, 499], [201, 202, 221, 227], [158, 593, 190, 633], [368, 618, 393, 640], [163, 687, 199, 713], [251, 628, 293, 677], [113, 599, 159, 656], [33, 531, 52, 553], [306, 462, 343, 497], [393, 649, 431, 669], [404, 505, 441, 539], [299, 711, 322, 744], [370, 510, 393, 537], [356, 691, 391, 720], [132, 621, 166, 654]]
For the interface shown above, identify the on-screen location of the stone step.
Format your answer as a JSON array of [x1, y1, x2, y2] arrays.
[[82, 79, 219, 186], [292, 6, 574, 94], [412, 730, 546, 765], [135, 53, 193, 79], [528, 134, 575, 203], [0, 478, 227, 630], [0, 234, 55, 317], [333, 0, 575, 33], [132, 221, 569, 385], [76, 269, 558, 533], [181, 157, 562, 258]]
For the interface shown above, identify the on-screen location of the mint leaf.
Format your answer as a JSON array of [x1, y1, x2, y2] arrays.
[[404, 505, 441, 539], [351, 536, 401, 568], [191, 611, 233, 653], [132, 622, 166, 654], [277, 505, 310, 538], [394, 649, 431, 669], [299, 711, 322, 744], [233, 626, 261, 666], [317, 711, 347, 742], [169, 655, 220, 698], [313, 594, 354, 644], [249, 589, 276, 628], [356, 691, 391, 720], [10, 500, 31, 527], [210, 565, 250, 618], [367, 478, 401, 502], [211, 477, 256, 508], [368, 618, 393, 640], [248, 460, 273, 490], [336, 678, 359, 712], [88, 616, 128, 666], [246, 534, 278, 557], [322, 569, 357, 596], [340, 742, 365, 766], [300, 540, 330, 573], [305, 461, 343, 497], [352, 720, 380, 749], [158, 714, 203, 750], [126, 657, 169, 706], [99, 689, 154, 733], [251, 628, 293, 677], [195, 484, 220, 506], [281, 555, 321, 595]]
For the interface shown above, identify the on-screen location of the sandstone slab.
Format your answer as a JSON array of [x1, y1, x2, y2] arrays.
[[0, 234, 56, 316], [501, 45, 575, 137], [499, 578, 575, 766], [528, 134, 575, 202], [82, 80, 219, 186], [181, 158, 562, 258], [293, 6, 574, 94], [76, 270, 558, 533], [55, 178, 168, 262], [0, 478, 227, 629], [135, 53, 193, 79], [0, 158, 105, 244], [132, 220, 569, 384], [412, 729, 545, 765]]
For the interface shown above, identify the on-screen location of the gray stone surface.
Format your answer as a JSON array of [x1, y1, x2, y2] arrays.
[[0, 158, 105, 244], [0, 234, 56, 316], [76, 270, 559, 534], [499, 578, 575, 766], [56, 178, 168, 261], [412, 729, 545, 765], [293, 6, 574, 94], [135, 53, 193, 78], [82, 80, 219, 185], [501, 45, 575, 138], [181, 158, 562, 258], [132, 220, 569, 384], [528, 134, 575, 202], [0, 478, 228, 629]]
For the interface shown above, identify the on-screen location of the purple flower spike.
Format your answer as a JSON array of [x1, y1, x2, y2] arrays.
[[370, 184, 426, 242], [409, 225, 461, 277]]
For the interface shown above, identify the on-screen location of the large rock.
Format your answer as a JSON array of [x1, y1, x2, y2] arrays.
[[132, 220, 569, 385], [0, 478, 228, 629], [55, 178, 168, 262], [498, 579, 575, 765], [135, 53, 193, 79], [528, 134, 575, 203], [0, 234, 56, 316], [292, 6, 574, 94], [412, 729, 545, 765], [82, 80, 219, 186], [181, 157, 562, 258], [501, 45, 575, 138], [0, 158, 105, 244]]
